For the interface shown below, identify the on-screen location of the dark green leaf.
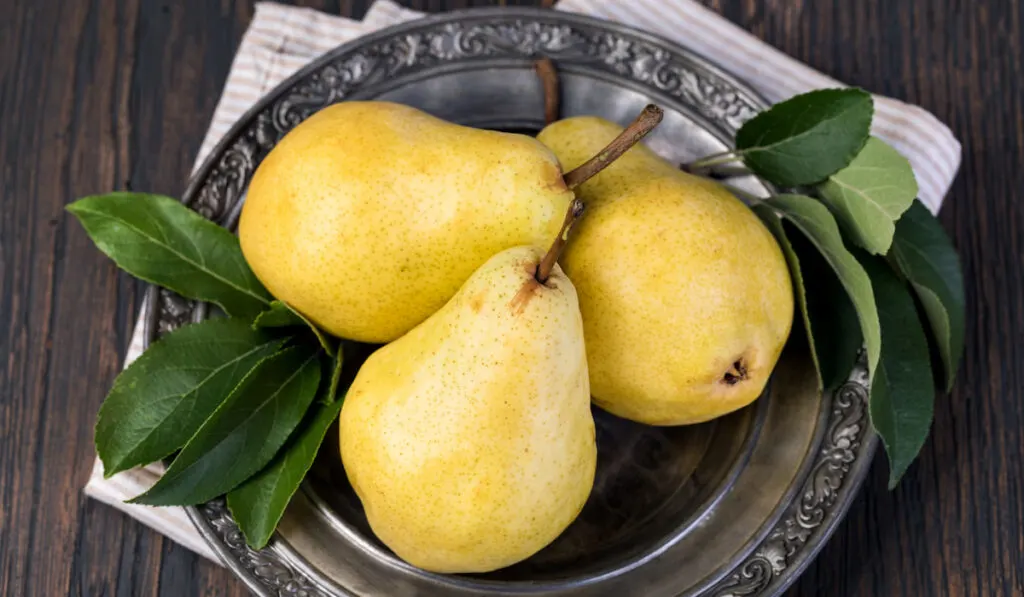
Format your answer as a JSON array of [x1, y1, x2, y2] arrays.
[[252, 301, 305, 329], [254, 300, 335, 357], [129, 345, 321, 506], [816, 137, 918, 254], [752, 205, 818, 381], [96, 319, 284, 477], [227, 398, 343, 549], [859, 254, 935, 488], [67, 193, 271, 319], [756, 203, 862, 390], [889, 201, 966, 391], [736, 88, 873, 187], [764, 194, 881, 378], [785, 222, 864, 391]]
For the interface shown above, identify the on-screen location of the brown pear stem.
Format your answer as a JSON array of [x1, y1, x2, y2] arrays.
[[536, 199, 585, 284], [540, 0, 556, 7], [534, 58, 560, 125], [562, 104, 665, 189]]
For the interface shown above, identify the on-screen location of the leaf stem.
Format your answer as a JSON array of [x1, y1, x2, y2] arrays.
[[534, 58, 559, 126], [536, 199, 585, 284], [562, 104, 664, 189], [684, 151, 743, 171]]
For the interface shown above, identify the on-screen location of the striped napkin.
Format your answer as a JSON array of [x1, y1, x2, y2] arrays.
[[84, 0, 962, 564]]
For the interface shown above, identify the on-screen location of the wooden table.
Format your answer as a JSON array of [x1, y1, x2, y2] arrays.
[[2, 1, 1021, 595]]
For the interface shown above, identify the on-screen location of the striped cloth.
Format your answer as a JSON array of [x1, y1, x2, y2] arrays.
[[84, 0, 961, 563]]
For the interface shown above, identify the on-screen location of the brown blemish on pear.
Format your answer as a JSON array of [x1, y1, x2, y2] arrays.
[[469, 290, 487, 314], [543, 161, 570, 193], [721, 359, 749, 386]]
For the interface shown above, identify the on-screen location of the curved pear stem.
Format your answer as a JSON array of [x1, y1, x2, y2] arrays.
[[536, 199, 585, 284], [562, 104, 665, 189], [534, 57, 560, 126]]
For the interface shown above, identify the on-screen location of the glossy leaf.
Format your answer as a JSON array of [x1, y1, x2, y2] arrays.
[[785, 222, 864, 391], [756, 203, 862, 390], [129, 346, 321, 506], [752, 205, 818, 380], [254, 300, 336, 357], [67, 193, 271, 319], [764, 194, 880, 378], [889, 201, 966, 391], [860, 254, 935, 488], [227, 398, 344, 549], [96, 318, 284, 477], [736, 88, 873, 187], [817, 137, 918, 254]]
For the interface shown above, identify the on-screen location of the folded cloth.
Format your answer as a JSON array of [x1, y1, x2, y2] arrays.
[[84, 0, 962, 564]]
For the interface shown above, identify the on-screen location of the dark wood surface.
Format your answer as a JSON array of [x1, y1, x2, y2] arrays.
[[1, 0, 1021, 595]]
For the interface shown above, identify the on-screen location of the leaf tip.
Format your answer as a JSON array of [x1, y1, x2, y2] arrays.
[[227, 495, 272, 550], [100, 462, 121, 480], [886, 468, 907, 490], [124, 492, 151, 506]]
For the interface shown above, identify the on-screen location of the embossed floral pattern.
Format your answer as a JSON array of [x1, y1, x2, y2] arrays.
[[147, 13, 870, 597]]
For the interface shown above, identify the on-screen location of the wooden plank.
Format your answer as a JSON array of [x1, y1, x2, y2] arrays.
[[0, 0, 1021, 595]]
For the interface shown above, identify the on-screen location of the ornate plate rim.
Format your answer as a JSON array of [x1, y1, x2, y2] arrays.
[[138, 6, 879, 597]]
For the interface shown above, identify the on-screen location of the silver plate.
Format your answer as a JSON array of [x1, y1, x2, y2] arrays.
[[142, 7, 875, 597]]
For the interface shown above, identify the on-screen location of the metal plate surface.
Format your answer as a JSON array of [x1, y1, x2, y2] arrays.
[[141, 7, 875, 596]]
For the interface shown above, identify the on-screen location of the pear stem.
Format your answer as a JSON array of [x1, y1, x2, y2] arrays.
[[534, 58, 560, 126], [562, 104, 665, 189], [536, 199, 585, 284]]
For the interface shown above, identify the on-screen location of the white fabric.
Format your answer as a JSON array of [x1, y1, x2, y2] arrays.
[[84, 0, 961, 563]]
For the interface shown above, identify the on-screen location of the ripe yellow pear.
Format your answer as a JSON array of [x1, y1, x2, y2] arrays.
[[537, 117, 794, 426], [239, 101, 573, 343], [339, 227, 596, 573]]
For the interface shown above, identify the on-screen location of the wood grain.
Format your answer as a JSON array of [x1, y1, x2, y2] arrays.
[[0, 0, 1020, 595]]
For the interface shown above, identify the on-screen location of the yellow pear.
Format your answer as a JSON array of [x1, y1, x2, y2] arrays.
[[339, 213, 596, 573], [239, 101, 573, 343], [537, 116, 794, 426]]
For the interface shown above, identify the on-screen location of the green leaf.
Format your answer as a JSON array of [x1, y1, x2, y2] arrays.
[[129, 345, 321, 506], [816, 137, 919, 254], [889, 201, 966, 391], [752, 205, 819, 380], [755, 204, 862, 390], [67, 193, 271, 319], [859, 254, 935, 488], [96, 319, 285, 477], [764, 194, 881, 378], [227, 398, 343, 549], [254, 300, 336, 357], [252, 301, 305, 329], [736, 88, 873, 187], [785, 222, 864, 391]]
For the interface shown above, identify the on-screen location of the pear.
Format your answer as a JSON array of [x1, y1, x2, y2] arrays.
[[537, 117, 794, 426], [239, 102, 663, 344], [339, 203, 596, 573], [239, 101, 573, 343]]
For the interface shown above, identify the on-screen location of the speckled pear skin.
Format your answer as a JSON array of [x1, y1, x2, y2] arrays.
[[537, 117, 794, 426], [339, 246, 596, 574], [238, 101, 573, 343]]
